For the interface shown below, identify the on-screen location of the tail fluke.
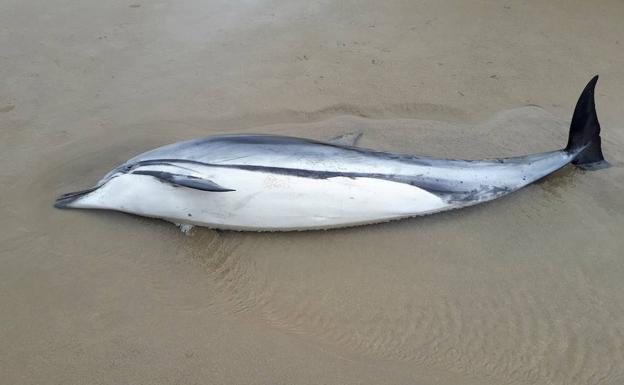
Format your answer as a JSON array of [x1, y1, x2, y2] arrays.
[[565, 75, 609, 170]]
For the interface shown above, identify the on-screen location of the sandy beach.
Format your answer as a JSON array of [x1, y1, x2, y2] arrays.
[[2, 1, 624, 384]]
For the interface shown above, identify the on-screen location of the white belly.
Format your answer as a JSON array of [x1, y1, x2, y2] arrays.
[[74, 166, 451, 231]]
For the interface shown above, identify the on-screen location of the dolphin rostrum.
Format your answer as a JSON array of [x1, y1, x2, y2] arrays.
[[55, 77, 609, 231]]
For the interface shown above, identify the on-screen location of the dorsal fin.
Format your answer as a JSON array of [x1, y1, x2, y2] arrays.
[[133, 170, 235, 192], [327, 132, 363, 146]]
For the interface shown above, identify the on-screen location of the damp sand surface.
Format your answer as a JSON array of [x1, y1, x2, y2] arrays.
[[2, 1, 624, 384]]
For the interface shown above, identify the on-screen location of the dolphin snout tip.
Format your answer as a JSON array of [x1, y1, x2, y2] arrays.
[[54, 193, 78, 209], [53, 196, 72, 209]]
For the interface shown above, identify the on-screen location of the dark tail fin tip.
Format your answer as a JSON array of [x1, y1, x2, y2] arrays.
[[565, 75, 610, 170]]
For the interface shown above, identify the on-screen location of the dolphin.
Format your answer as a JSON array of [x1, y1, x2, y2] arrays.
[[55, 76, 609, 231]]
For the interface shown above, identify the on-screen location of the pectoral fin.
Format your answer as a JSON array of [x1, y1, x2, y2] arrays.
[[327, 132, 363, 146], [133, 170, 235, 192]]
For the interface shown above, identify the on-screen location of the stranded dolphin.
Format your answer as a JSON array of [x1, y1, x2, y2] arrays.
[[55, 76, 609, 231]]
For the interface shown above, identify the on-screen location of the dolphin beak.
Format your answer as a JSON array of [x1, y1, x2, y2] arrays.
[[54, 186, 100, 209]]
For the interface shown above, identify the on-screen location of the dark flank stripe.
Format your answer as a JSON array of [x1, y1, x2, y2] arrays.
[[128, 158, 497, 203]]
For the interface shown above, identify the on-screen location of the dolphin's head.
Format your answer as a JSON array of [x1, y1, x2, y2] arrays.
[[54, 160, 233, 227]]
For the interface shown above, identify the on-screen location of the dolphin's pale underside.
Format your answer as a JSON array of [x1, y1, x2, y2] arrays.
[[55, 77, 609, 231]]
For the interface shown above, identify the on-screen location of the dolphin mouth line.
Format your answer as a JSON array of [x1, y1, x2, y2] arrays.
[[54, 186, 102, 208]]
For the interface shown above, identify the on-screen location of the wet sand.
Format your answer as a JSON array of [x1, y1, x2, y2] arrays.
[[2, 1, 624, 384]]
